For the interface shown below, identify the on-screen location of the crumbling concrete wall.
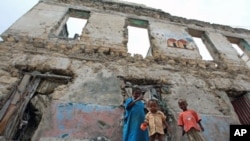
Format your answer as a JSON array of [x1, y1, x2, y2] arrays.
[[0, 0, 250, 141]]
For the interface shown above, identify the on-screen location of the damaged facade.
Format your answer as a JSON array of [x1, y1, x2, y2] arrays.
[[0, 0, 250, 140]]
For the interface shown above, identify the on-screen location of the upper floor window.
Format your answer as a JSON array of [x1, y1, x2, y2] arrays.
[[127, 18, 151, 58], [226, 36, 249, 62], [58, 9, 89, 40], [187, 29, 213, 61]]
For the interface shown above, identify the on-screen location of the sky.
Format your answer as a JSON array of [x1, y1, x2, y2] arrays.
[[1, 0, 250, 34], [0, 0, 249, 58]]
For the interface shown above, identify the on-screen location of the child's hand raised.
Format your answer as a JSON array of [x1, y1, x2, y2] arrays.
[[136, 95, 143, 101]]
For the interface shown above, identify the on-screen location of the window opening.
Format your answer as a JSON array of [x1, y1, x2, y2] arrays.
[[226, 36, 249, 62], [192, 37, 213, 60], [66, 17, 87, 39], [58, 9, 89, 39], [231, 43, 244, 56], [127, 19, 151, 58], [188, 29, 213, 61]]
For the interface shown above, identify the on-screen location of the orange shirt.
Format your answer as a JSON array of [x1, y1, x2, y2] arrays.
[[178, 109, 201, 132], [145, 111, 166, 136]]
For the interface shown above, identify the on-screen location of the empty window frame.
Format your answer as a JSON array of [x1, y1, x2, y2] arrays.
[[58, 9, 89, 39], [187, 29, 213, 61], [127, 18, 151, 58], [226, 36, 250, 62]]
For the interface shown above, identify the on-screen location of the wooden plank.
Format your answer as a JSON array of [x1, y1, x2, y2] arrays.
[[18, 74, 32, 93], [11, 74, 31, 105], [10, 92, 20, 105], [28, 72, 71, 80], [3, 78, 41, 139], [0, 105, 17, 135], [4, 111, 20, 139], [0, 99, 10, 121], [0, 85, 18, 121], [0, 71, 71, 138]]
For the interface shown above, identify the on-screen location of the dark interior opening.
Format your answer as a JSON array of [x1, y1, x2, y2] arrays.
[[227, 90, 250, 125], [13, 102, 42, 141]]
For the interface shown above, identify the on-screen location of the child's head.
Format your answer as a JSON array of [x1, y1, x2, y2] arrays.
[[178, 98, 188, 111], [147, 99, 159, 113], [132, 87, 142, 99]]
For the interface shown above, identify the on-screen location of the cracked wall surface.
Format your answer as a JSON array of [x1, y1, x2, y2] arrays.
[[0, 0, 250, 141]]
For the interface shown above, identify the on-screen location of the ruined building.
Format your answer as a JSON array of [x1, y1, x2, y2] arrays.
[[0, 0, 250, 140]]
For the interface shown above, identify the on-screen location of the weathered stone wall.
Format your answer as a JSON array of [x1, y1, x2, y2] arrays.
[[0, 0, 250, 141]]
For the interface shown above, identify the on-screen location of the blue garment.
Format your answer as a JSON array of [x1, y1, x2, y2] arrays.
[[123, 98, 149, 141]]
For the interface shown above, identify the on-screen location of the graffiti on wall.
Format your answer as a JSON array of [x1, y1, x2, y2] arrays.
[[42, 102, 123, 140], [167, 38, 195, 50]]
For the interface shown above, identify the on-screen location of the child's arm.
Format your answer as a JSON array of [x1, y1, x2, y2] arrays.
[[163, 120, 169, 129], [193, 110, 204, 132], [142, 121, 148, 125], [163, 120, 172, 135], [161, 112, 171, 135], [140, 121, 148, 131], [140, 114, 149, 130], [127, 95, 143, 108], [198, 120, 204, 131], [179, 125, 185, 136], [177, 114, 185, 136]]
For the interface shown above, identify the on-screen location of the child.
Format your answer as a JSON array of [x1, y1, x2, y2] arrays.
[[123, 87, 149, 141], [177, 98, 205, 141], [141, 99, 170, 141]]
